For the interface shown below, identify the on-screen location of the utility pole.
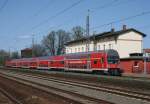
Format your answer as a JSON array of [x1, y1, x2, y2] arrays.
[[32, 34, 35, 57], [86, 9, 90, 70], [86, 9, 90, 52]]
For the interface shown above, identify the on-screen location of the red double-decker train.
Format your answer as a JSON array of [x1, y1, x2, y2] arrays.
[[5, 49, 122, 76]]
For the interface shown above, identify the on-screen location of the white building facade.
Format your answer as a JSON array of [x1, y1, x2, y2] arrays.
[[65, 27, 146, 58]]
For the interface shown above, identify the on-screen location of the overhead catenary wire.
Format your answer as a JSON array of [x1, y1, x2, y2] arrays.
[[33, 0, 120, 35], [90, 0, 119, 13], [0, 0, 8, 12], [42, 0, 130, 33], [30, 0, 84, 31], [33, 0, 54, 17], [51, 1, 146, 34], [91, 10, 150, 30]]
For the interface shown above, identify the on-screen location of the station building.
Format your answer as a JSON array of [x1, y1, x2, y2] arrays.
[[65, 25, 146, 58]]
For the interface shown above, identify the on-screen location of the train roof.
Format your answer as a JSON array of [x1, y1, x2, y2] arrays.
[[9, 55, 65, 62], [65, 49, 119, 59], [8, 50, 119, 61]]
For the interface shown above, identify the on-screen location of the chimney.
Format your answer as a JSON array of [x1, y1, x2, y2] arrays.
[[111, 28, 115, 32], [123, 25, 127, 30]]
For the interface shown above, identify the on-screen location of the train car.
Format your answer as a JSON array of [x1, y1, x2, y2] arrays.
[[65, 49, 121, 75], [28, 58, 38, 69], [6, 59, 20, 68], [5, 60, 12, 67], [50, 56, 65, 70], [11, 59, 18, 68], [21, 58, 30, 68], [17, 59, 21, 68], [37, 56, 50, 69], [5, 49, 121, 76], [36, 56, 65, 70]]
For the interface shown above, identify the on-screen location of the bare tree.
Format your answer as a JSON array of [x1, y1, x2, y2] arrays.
[[0, 49, 9, 65], [56, 30, 71, 55], [72, 26, 85, 40], [42, 30, 71, 56], [42, 31, 56, 56], [32, 44, 47, 57], [11, 51, 20, 59]]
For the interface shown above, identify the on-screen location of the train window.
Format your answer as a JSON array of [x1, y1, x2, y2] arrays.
[[108, 56, 119, 64], [94, 60, 97, 64]]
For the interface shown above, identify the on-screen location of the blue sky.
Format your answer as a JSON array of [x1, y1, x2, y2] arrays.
[[0, 0, 150, 52]]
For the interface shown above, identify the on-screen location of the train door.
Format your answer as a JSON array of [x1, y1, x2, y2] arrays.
[[91, 53, 100, 69], [87, 60, 91, 69], [87, 54, 91, 69], [101, 57, 104, 69]]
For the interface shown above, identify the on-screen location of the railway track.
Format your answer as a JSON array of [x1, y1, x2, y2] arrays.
[[0, 87, 23, 104], [0, 70, 112, 104], [0, 69, 150, 104], [6, 70, 150, 101]]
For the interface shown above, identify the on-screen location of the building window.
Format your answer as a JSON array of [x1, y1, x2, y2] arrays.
[[109, 44, 111, 49], [75, 48, 77, 52], [98, 45, 100, 50], [82, 47, 84, 52], [103, 44, 105, 50], [70, 48, 72, 53], [78, 48, 80, 52], [94, 45, 97, 51]]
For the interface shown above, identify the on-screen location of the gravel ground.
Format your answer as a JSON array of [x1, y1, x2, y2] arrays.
[[0, 91, 14, 104], [0, 76, 80, 104]]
